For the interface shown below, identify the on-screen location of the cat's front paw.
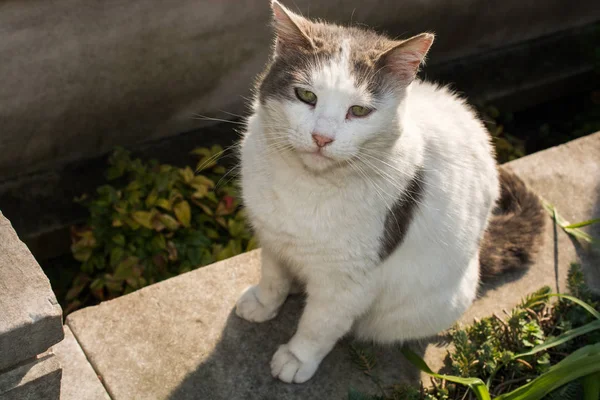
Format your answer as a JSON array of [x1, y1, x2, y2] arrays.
[[235, 285, 280, 323], [270, 344, 320, 383]]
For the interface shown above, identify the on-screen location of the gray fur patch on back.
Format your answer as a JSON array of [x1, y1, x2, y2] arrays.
[[378, 168, 426, 261]]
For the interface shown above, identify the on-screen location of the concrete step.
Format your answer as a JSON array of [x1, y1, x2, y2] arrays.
[[65, 132, 600, 400], [51, 326, 110, 400]]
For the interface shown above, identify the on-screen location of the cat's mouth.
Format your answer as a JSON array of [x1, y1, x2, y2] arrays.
[[296, 148, 337, 171], [300, 149, 333, 160]]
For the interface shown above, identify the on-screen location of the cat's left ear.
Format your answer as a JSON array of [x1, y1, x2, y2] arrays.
[[270, 0, 314, 55], [378, 33, 435, 84]]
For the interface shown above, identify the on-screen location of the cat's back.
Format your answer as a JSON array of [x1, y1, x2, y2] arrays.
[[408, 80, 496, 176], [409, 80, 488, 142]]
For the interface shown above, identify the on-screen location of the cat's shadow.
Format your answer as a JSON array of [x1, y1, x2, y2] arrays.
[[167, 294, 432, 400]]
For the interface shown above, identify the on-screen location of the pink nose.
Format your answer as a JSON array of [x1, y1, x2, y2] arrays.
[[312, 133, 334, 148]]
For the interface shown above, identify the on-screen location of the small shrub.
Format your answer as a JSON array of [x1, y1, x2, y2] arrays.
[[66, 146, 255, 314]]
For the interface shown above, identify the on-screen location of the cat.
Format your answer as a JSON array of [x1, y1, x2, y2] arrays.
[[235, 0, 545, 384]]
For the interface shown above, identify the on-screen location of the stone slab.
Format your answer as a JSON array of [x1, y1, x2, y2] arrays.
[[66, 132, 600, 399], [1, 0, 598, 180], [0, 212, 64, 371], [51, 326, 110, 400], [0, 354, 62, 400]]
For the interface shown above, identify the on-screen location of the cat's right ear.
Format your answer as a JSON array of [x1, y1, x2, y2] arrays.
[[270, 0, 314, 55], [377, 33, 435, 86]]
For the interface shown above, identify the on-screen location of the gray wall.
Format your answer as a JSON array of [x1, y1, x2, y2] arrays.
[[1, 0, 599, 179]]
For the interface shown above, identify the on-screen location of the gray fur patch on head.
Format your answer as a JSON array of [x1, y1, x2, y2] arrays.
[[378, 168, 426, 261], [258, 16, 400, 104]]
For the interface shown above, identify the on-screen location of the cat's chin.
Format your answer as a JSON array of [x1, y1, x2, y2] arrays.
[[297, 151, 338, 172]]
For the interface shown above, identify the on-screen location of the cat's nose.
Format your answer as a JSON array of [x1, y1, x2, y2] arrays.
[[312, 133, 334, 148]]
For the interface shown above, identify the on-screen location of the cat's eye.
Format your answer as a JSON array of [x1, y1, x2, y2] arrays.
[[348, 105, 372, 118], [295, 88, 317, 106]]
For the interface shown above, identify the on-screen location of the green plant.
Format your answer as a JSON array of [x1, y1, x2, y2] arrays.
[[349, 263, 600, 400], [66, 146, 255, 314]]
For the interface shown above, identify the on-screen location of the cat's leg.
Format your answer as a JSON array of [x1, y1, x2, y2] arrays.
[[235, 249, 292, 323], [271, 275, 375, 383]]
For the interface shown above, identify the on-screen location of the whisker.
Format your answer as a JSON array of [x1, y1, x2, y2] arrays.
[[192, 114, 245, 125]]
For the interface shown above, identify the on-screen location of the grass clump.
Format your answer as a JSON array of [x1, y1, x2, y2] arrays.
[[66, 146, 255, 314]]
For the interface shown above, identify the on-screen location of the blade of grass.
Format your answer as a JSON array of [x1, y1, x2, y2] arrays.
[[401, 346, 491, 400], [564, 218, 600, 229], [496, 343, 600, 400]]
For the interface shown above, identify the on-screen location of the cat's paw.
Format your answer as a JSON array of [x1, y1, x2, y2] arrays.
[[270, 344, 319, 383], [235, 285, 280, 323]]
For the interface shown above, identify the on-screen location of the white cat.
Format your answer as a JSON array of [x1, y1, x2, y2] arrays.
[[235, 0, 544, 384]]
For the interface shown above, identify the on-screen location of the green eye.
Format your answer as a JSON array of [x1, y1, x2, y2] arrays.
[[349, 105, 372, 118], [295, 88, 317, 105]]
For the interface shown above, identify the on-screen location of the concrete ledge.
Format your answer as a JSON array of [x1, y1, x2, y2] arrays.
[[52, 326, 110, 400], [0, 212, 63, 371], [0, 355, 62, 400], [66, 132, 600, 399]]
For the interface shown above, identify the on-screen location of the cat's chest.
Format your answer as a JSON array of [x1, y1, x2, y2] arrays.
[[244, 172, 384, 258]]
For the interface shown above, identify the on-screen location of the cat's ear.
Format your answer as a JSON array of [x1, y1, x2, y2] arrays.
[[270, 0, 314, 54], [378, 33, 435, 84]]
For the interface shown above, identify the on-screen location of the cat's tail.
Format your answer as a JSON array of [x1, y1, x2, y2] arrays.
[[479, 168, 546, 280]]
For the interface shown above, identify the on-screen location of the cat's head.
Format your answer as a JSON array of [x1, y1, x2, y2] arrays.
[[255, 0, 434, 173]]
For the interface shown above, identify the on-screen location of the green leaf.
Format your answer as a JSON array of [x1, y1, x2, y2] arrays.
[[179, 167, 195, 184], [401, 346, 491, 400], [89, 278, 105, 291], [114, 257, 137, 281], [155, 198, 171, 211], [187, 247, 203, 266], [191, 175, 215, 189], [246, 236, 259, 252], [583, 371, 600, 400], [145, 189, 158, 207], [151, 235, 167, 251], [131, 211, 154, 229], [190, 147, 211, 157], [112, 234, 126, 247], [110, 247, 125, 267], [72, 247, 93, 262], [159, 214, 180, 231], [195, 156, 217, 172], [514, 320, 600, 358], [173, 200, 192, 228], [496, 343, 600, 400]]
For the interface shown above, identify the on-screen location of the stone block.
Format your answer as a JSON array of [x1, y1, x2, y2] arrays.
[[0, 355, 61, 400], [0, 212, 64, 371]]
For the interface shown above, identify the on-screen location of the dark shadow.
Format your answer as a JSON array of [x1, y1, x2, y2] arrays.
[[477, 267, 530, 298], [167, 295, 430, 400]]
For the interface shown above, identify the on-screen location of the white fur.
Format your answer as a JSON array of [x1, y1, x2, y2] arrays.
[[235, 50, 499, 383]]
